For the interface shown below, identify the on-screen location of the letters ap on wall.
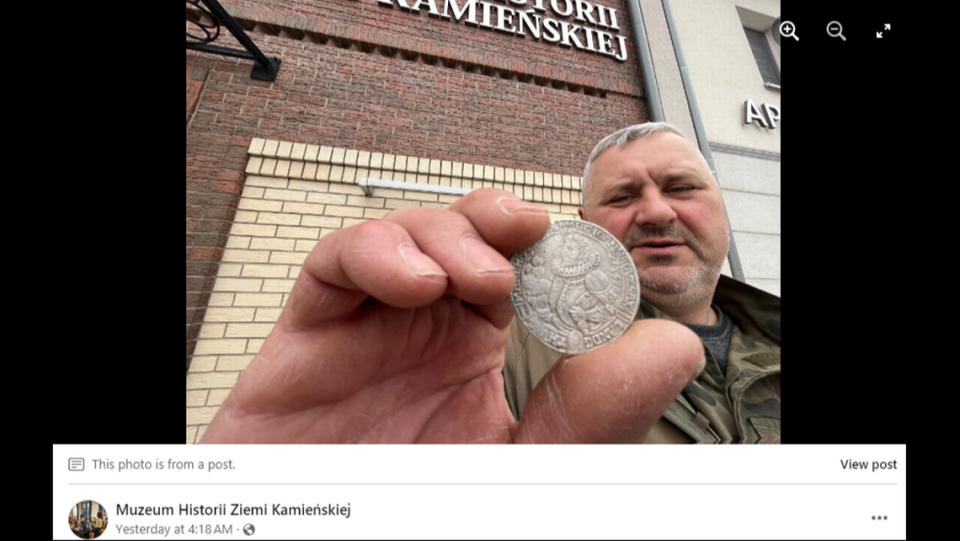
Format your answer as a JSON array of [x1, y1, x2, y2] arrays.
[[743, 99, 780, 129], [378, 0, 630, 62]]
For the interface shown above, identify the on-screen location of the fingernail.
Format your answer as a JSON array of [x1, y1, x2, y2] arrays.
[[498, 196, 548, 216], [461, 235, 513, 273], [399, 244, 447, 278]]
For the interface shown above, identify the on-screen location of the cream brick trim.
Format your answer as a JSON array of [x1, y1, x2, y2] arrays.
[[246, 140, 583, 206]]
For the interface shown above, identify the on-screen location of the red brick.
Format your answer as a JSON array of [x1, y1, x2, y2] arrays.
[[187, 80, 205, 113], [212, 181, 243, 195], [186, 192, 237, 208], [215, 115, 260, 127], [201, 206, 237, 220], [186, 156, 223, 169], [187, 307, 209, 325], [186, 323, 202, 343], [249, 87, 290, 100], [289, 93, 328, 108], [224, 94, 268, 108], [186, 277, 215, 293], [188, 247, 222, 261], [187, 179, 214, 193], [186, 291, 211, 308], [378, 116, 412, 128], [266, 101, 308, 114], [191, 233, 230, 247], [186, 167, 220, 180], [217, 169, 244, 181], [205, 80, 252, 95], [188, 123, 232, 140]]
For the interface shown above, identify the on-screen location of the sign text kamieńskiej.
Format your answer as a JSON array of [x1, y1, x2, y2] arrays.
[[377, 0, 629, 62]]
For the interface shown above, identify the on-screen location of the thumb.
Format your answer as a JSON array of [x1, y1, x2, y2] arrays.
[[512, 319, 705, 443]]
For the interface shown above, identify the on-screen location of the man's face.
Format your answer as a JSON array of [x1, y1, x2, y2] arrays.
[[579, 132, 730, 311]]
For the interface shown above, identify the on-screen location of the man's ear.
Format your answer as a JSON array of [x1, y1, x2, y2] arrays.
[[578, 207, 587, 221]]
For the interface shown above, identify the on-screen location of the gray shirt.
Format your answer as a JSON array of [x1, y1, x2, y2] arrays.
[[683, 304, 734, 377]]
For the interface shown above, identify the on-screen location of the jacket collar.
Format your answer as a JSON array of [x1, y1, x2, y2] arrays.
[[712, 275, 780, 348], [639, 275, 781, 348]]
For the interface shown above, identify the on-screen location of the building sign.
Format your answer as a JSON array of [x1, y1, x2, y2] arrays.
[[378, 0, 629, 62], [743, 99, 780, 129]]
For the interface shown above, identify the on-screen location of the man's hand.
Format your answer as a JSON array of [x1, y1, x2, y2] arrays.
[[201, 189, 704, 443]]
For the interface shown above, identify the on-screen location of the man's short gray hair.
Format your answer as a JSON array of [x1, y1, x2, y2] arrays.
[[581, 122, 688, 206]]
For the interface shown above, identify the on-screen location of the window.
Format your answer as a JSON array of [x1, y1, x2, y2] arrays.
[[744, 28, 780, 86]]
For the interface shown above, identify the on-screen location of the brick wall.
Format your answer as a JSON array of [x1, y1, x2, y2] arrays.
[[187, 0, 648, 372]]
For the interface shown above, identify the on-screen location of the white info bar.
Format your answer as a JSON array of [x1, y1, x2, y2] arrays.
[[54, 444, 906, 539]]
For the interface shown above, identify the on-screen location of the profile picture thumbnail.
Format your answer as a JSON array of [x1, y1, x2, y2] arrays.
[[69, 500, 107, 539]]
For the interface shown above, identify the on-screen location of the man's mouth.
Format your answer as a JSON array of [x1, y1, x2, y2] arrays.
[[634, 239, 685, 254]]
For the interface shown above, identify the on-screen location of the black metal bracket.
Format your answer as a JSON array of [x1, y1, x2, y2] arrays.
[[186, 0, 281, 81]]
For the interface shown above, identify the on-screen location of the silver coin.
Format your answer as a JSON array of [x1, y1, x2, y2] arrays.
[[510, 220, 640, 355]]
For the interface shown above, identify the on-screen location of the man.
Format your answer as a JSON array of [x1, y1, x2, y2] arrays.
[[92, 511, 106, 535], [504, 123, 780, 443], [202, 124, 764, 444]]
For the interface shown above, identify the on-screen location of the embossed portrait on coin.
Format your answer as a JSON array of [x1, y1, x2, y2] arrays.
[[511, 221, 639, 355], [548, 233, 621, 337]]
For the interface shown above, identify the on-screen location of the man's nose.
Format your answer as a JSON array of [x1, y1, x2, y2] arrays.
[[634, 191, 678, 227]]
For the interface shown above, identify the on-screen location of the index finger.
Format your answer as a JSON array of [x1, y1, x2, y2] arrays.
[[381, 189, 550, 307], [447, 189, 552, 256], [283, 189, 550, 329]]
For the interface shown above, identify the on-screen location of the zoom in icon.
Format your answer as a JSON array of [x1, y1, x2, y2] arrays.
[[779, 21, 798, 41]]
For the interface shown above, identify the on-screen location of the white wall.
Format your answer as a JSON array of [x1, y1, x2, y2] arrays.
[[669, 0, 781, 152]]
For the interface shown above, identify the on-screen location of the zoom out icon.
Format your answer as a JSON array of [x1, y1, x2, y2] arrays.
[[827, 21, 846, 41]]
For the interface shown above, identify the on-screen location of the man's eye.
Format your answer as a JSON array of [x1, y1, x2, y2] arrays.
[[669, 186, 694, 193], [610, 195, 631, 203]]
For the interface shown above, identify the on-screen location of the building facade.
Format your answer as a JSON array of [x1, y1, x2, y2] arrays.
[[657, 0, 781, 295], [185, 0, 780, 442]]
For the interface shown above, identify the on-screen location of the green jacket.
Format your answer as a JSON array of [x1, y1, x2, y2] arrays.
[[503, 275, 781, 443]]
